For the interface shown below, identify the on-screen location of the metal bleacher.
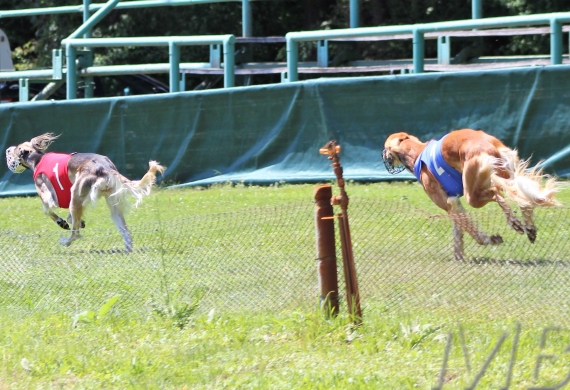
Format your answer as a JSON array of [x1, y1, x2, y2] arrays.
[[0, 0, 569, 101]]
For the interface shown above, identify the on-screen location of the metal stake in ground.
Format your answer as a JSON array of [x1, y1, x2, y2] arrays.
[[314, 184, 340, 317], [319, 140, 362, 323]]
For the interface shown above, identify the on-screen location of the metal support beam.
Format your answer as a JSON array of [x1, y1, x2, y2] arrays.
[[412, 29, 424, 73], [66, 44, 77, 99], [82, 0, 95, 98], [169, 42, 181, 93], [52, 49, 63, 80], [223, 38, 235, 88], [472, 0, 483, 19], [31, 80, 66, 101], [83, 0, 92, 37], [437, 36, 451, 65], [67, 0, 120, 39], [286, 38, 298, 82], [19, 79, 29, 102], [317, 40, 329, 67], [179, 73, 186, 91], [242, 0, 252, 37], [551, 19, 563, 65], [210, 44, 222, 68], [349, 0, 359, 28]]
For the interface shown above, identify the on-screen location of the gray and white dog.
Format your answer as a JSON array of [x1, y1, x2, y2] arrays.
[[6, 133, 165, 251]]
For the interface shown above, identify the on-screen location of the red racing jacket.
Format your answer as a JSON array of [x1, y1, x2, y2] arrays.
[[33, 153, 74, 209]]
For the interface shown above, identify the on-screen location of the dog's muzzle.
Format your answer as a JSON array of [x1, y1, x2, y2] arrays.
[[6, 147, 25, 174], [382, 149, 406, 175]]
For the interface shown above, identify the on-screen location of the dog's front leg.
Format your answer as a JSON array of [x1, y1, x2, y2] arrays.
[[447, 197, 503, 247], [452, 221, 465, 261], [36, 179, 70, 230], [59, 197, 83, 247]]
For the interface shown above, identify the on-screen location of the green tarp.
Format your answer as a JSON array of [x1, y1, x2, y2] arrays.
[[1, 65, 569, 196]]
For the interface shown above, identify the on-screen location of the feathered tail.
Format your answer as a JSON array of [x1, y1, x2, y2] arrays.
[[490, 149, 559, 208], [107, 161, 166, 208]]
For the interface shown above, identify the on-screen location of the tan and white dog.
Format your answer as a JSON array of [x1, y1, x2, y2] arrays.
[[6, 133, 165, 252], [382, 129, 559, 260]]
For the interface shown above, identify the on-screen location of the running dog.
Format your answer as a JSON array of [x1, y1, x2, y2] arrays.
[[6, 133, 165, 252], [382, 129, 559, 260]]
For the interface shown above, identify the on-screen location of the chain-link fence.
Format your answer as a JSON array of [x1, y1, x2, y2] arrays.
[[349, 197, 570, 325], [1, 195, 569, 324]]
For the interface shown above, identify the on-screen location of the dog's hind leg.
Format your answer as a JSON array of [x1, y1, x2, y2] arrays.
[[520, 206, 537, 243], [494, 192, 525, 235], [106, 197, 133, 252]]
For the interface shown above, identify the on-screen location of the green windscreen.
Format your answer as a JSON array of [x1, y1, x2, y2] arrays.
[[1, 64, 569, 196]]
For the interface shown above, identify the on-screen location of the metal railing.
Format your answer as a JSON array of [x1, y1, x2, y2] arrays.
[[0, 0, 248, 100], [63, 35, 236, 97], [1, 3, 569, 99], [285, 12, 570, 82], [0, 0, 258, 38]]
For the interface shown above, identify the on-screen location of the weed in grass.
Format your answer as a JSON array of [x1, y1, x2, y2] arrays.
[[71, 295, 120, 328]]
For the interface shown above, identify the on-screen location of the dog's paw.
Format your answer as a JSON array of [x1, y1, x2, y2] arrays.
[[508, 217, 525, 235], [525, 226, 537, 243], [56, 218, 70, 230], [490, 234, 503, 245], [59, 237, 72, 246], [59, 234, 81, 247]]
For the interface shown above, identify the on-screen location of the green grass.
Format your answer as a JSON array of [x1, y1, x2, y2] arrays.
[[3, 307, 570, 388], [2, 181, 570, 388]]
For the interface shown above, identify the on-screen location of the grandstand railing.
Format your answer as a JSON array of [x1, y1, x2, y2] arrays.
[[63, 36, 236, 97], [0, 0, 248, 99], [285, 12, 570, 82], [1, 2, 569, 99], [0, 0, 259, 37]]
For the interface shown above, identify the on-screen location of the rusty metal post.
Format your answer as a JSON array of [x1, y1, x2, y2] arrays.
[[314, 184, 339, 317], [319, 140, 363, 323]]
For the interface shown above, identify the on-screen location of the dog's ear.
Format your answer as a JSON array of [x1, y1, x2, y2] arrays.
[[30, 133, 59, 152], [397, 134, 410, 144]]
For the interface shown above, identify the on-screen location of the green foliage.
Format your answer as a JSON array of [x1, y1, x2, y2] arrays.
[[71, 295, 120, 327], [149, 294, 201, 329], [11, 40, 38, 70]]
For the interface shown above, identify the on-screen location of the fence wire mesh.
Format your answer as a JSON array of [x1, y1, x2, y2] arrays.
[[1, 195, 569, 324]]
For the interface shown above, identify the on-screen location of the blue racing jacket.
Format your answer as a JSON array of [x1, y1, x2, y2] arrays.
[[413, 135, 464, 197]]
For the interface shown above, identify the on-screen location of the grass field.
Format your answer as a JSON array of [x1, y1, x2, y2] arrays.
[[1, 181, 570, 388]]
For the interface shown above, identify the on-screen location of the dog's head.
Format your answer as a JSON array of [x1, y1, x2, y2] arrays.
[[6, 133, 59, 173], [382, 132, 422, 174]]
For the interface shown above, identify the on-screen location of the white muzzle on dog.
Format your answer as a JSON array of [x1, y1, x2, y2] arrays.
[[6, 147, 26, 173]]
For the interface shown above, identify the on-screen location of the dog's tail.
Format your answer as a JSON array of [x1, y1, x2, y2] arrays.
[[126, 161, 166, 207], [109, 161, 166, 208], [490, 149, 559, 207]]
